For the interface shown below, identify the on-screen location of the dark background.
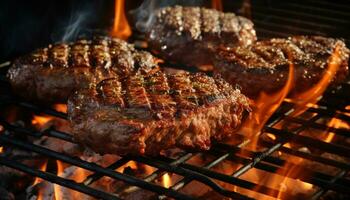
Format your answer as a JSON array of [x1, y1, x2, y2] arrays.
[[0, 0, 349, 63]]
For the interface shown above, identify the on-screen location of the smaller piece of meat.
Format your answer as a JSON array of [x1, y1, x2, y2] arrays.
[[7, 36, 158, 103], [68, 69, 250, 156], [213, 36, 349, 98], [146, 6, 256, 67]]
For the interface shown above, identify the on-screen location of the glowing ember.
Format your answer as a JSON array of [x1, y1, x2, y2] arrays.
[[32, 115, 53, 129], [116, 161, 138, 173], [32, 160, 48, 200], [53, 104, 67, 113], [211, 0, 223, 11], [324, 114, 350, 143], [54, 160, 65, 200], [111, 0, 132, 40], [162, 173, 172, 188]]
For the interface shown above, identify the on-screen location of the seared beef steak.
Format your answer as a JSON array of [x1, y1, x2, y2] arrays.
[[213, 36, 349, 98], [7, 37, 158, 103], [68, 69, 250, 155], [146, 6, 256, 67]]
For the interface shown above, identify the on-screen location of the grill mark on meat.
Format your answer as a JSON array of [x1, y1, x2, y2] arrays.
[[97, 78, 125, 107], [144, 71, 177, 119], [48, 43, 69, 68], [190, 73, 220, 105], [69, 39, 90, 68], [125, 74, 151, 109], [90, 38, 112, 69], [8, 36, 160, 103], [109, 38, 135, 75]]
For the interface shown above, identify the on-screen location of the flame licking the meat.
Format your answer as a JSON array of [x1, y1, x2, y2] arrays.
[[111, 0, 132, 40], [32, 115, 54, 130], [211, 0, 223, 11], [162, 173, 172, 188], [239, 59, 295, 148], [288, 43, 343, 116]]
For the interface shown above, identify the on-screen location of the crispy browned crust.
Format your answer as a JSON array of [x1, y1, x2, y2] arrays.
[[7, 37, 158, 103], [68, 69, 250, 156], [213, 36, 349, 98], [146, 6, 257, 67]]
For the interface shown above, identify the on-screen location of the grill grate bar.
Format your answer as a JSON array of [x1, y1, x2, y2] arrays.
[[311, 170, 349, 200], [259, 141, 350, 170], [119, 153, 194, 195], [0, 134, 195, 200], [0, 156, 122, 200], [131, 155, 254, 200], [266, 127, 350, 158], [227, 152, 350, 194]]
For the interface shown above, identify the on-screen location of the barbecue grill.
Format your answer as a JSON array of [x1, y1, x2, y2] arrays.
[[0, 0, 350, 199]]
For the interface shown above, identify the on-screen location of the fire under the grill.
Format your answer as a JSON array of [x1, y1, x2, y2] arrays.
[[0, 0, 350, 200]]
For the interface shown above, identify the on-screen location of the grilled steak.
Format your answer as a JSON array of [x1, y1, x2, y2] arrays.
[[146, 6, 256, 67], [7, 37, 158, 103], [213, 36, 349, 98], [68, 69, 250, 155]]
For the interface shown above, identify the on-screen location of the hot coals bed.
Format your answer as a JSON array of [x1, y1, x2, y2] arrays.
[[1, 0, 350, 200]]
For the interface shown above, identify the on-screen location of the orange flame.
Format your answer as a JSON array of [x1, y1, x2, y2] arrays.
[[32, 160, 48, 200], [162, 173, 172, 188], [240, 60, 295, 149], [111, 0, 132, 40], [116, 161, 138, 173], [32, 115, 53, 126], [53, 104, 67, 113], [54, 160, 65, 200], [289, 44, 343, 116], [211, 0, 223, 11], [324, 113, 350, 143]]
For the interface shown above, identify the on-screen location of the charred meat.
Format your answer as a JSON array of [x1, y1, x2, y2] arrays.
[[146, 6, 257, 67], [213, 36, 349, 98], [7, 37, 158, 103], [68, 69, 250, 156]]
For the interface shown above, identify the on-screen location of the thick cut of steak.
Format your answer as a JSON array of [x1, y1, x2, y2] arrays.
[[68, 70, 250, 155], [7, 37, 158, 103], [213, 36, 349, 98], [146, 6, 256, 67]]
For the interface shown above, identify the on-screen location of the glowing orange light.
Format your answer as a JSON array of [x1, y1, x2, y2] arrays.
[[53, 104, 67, 113], [116, 161, 137, 173], [111, 0, 132, 40], [32, 160, 48, 200], [162, 173, 172, 188], [290, 44, 343, 116], [211, 0, 223, 11], [33, 161, 48, 185], [31, 115, 53, 128], [240, 59, 295, 150], [54, 160, 65, 200]]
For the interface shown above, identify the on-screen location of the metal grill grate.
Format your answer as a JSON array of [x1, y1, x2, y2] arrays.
[[1, 0, 350, 199]]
